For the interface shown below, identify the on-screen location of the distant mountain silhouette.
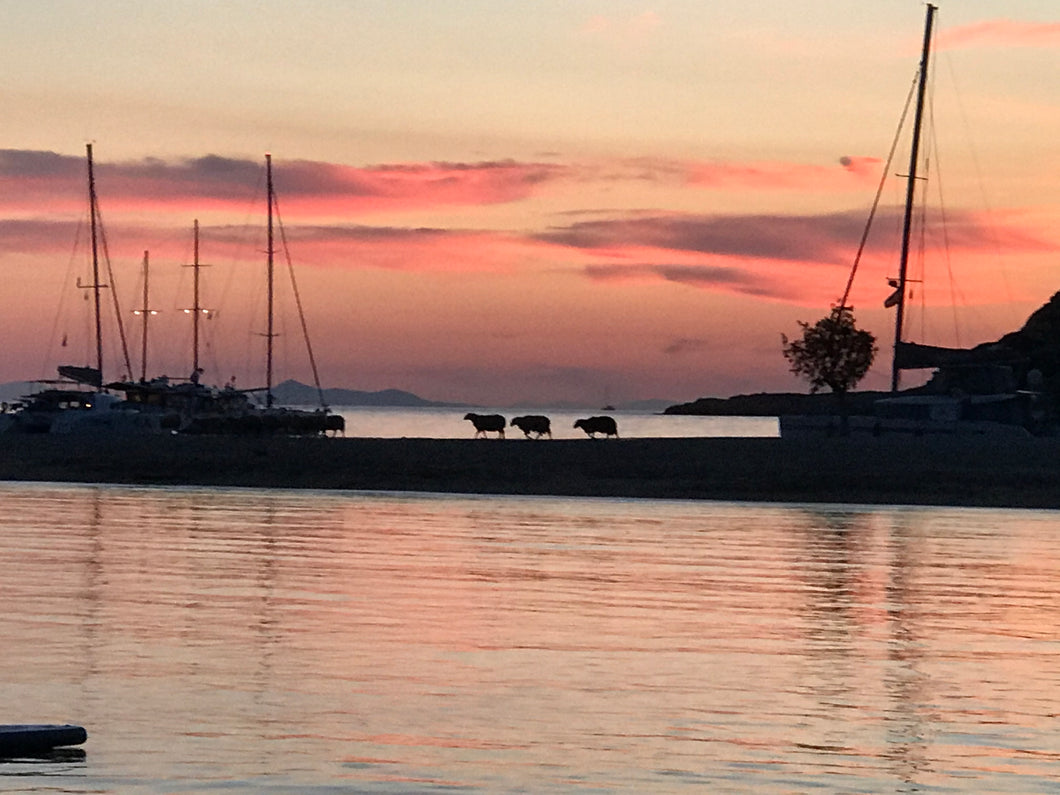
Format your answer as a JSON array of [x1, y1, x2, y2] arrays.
[[665, 391, 892, 417], [269, 380, 460, 408], [0, 379, 459, 409]]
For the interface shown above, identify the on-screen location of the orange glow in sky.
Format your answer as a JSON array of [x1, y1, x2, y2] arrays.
[[1, 2, 1058, 406]]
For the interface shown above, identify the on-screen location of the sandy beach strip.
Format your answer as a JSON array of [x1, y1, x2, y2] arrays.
[[2, 433, 1060, 508]]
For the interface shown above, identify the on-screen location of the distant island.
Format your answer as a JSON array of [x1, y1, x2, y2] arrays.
[[268, 380, 461, 408], [664, 391, 889, 417]]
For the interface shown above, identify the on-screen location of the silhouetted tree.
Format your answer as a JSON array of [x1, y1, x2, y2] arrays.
[[781, 306, 877, 433]]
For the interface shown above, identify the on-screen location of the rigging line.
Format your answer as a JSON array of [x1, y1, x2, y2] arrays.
[[925, 29, 963, 348], [926, 98, 963, 348], [241, 166, 270, 391], [838, 73, 920, 310], [914, 130, 929, 346], [43, 216, 87, 382], [942, 47, 1015, 322], [273, 200, 328, 410], [96, 215, 134, 380]]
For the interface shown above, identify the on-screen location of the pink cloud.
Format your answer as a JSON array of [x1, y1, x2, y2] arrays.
[[0, 150, 887, 229], [3, 148, 1056, 328], [584, 261, 796, 300], [539, 208, 1051, 265], [539, 208, 1058, 306], [936, 19, 1060, 50], [540, 210, 877, 263], [0, 150, 567, 216], [688, 158, 880, 191]]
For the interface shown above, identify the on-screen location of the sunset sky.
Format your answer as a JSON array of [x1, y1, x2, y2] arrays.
[[2, 1, 1058, 406]]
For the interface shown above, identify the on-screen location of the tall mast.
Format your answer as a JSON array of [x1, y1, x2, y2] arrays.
[[132, 250, 158, 382], [86, 143, 104, 386], [181, 219, 212, 377], [265, 154, 275, 408], [891, 3, 936, 393], [193, 220, 201, 373]]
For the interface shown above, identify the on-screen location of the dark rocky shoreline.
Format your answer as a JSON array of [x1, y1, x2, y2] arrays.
[[3, 433, 1060, 508]]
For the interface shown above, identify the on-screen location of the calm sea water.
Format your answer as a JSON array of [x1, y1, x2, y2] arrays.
[[331, 406, 779, 439], [3, 482, 1060, 793]]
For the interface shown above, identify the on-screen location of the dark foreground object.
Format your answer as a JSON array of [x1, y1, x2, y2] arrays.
[[2, 434, 1060, 508], [0, 725, 87, 758]]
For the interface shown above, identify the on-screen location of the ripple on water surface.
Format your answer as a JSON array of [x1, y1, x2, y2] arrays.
[[2, 483, 1059, 791]]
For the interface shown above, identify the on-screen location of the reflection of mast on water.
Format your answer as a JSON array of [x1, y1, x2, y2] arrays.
[[882, 513, 932, 784], [793, 506, 932, 784]]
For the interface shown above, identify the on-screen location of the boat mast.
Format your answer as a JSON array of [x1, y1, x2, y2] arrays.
[[184, 219, 210, 375], [86, 143, 104, 386], [193, 220, 201, 373], [891, 3, 936, 393], [265, 154, 275, 408], [132, 250, 158, 382]]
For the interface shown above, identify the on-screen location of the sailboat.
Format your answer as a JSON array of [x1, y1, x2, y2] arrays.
[[1, 144, 173, 434], [2, 149, 343, 436], [871, 4, 1038, 430], [777, 5, 1041, 437], [108, 155, 344, 436]]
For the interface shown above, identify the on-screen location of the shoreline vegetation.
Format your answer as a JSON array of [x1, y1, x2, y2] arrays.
[[3, 433, 1060, 509]]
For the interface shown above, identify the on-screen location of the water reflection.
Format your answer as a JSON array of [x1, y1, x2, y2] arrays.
[[2, 484, 1060, 792]]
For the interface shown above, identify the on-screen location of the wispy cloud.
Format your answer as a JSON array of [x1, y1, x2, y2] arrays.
[[538, 207, 1047, 266], [0, 150, 886, 226], [0, 219, 81, 251], [662, 337, 713, 355], [0, 150, 568, 214], [586, 262, 789, 299], [539, 210, 875, 263], [3, 149, 1053, 312], [936, 19, 1060, 50], [687, 158, 880, 191], [568, 156, 878, 192]]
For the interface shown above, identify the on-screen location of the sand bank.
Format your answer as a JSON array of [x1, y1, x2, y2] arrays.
[[2, 433, 1060, 508]]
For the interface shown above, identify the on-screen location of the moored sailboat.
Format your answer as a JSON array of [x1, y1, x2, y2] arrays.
[[873, 4, 1040, 430], [107, 155, 343, 435], [0, 144, 175, 434], [2, 149, 343, 436], [781, 4, 1043, 437]]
